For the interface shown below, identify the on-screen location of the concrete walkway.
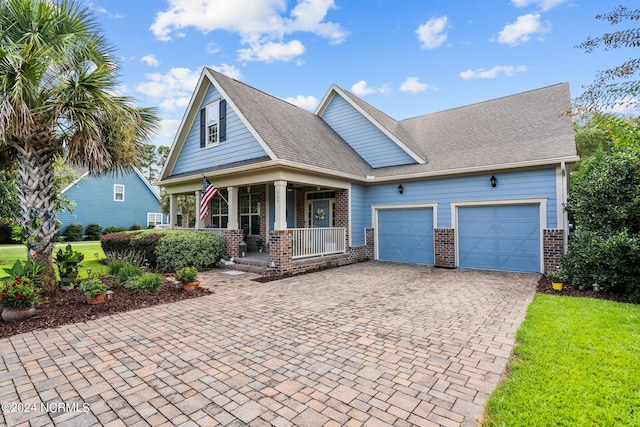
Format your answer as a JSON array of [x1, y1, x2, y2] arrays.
[[0, 262, 537, 426]]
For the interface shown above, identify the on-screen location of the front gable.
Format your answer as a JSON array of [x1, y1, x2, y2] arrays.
[[170, 81, 271, 176], [318, 88, 423, 168]]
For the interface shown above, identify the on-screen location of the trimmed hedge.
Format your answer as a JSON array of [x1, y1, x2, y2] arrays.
[[100, 230, 225, 272], [63, 223, 83, 242], [154, 231, 226, 272], [85, 223, 102, 241], [103, 226, 127, 234]]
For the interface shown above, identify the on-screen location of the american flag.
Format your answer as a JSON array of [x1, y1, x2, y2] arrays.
[[200, 177, 218, 220]]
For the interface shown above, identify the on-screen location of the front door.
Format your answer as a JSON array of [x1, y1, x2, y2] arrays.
[[312, 200, 330, 228]]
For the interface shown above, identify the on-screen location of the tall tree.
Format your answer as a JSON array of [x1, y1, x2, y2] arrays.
[[574, 5, 640, 112], [0, 0, 158, 290]]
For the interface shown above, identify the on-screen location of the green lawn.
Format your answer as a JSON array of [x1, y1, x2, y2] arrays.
[[482, 294, 640, 426], [0, 242, 107, 280]]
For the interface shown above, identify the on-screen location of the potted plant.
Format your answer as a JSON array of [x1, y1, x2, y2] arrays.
[[0, 277, 42, 321], [546, 268, 565, 291], [79, 278, 109, 304], [176, 266, 199, 290], [55, 244, 85, 290], [256, 239, 264, 253]]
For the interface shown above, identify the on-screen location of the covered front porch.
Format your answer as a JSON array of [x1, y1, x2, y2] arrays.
[[164, 172, 372, 275]]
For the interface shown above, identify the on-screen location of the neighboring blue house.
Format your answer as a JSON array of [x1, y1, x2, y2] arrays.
[[58, 167, 164, 231], [158, 68, 578, 275]]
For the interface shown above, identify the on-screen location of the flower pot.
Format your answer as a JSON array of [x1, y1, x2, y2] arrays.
[[183, 281, 200, 291], [2, 306, 36, 322], [552, 282, 563, 291], [87, 293, 106, 305]]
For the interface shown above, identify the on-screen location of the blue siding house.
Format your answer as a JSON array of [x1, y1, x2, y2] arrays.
[[58, 168, 163, 231], [158, 69, 578, 274]]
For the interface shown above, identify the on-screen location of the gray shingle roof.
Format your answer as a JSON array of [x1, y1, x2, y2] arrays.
[[207, 70, 576, 180]]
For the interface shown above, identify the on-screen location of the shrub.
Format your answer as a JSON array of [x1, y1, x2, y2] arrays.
[[126, 273, 163, 293], [154, 231, 226, 272], [78, 278, 108, 298], [130, 223, 142, 231], [103, 226, 127, 234], [111, 262, 144, 285], [0, 220, 16, 244], [131, 230, 169, 269], [101, 231, 146, 265], [63, 223, 84, 242], [85, 223, 102, 240]]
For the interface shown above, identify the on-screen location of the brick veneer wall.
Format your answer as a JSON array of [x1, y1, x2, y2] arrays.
[[269, 230, 293, 275], [543, 229, 564, 273], [334, 189, 349, 246], [222, 230, 244, 258], [434, 228, 455, 268]]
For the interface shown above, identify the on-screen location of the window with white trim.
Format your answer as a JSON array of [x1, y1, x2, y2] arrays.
[[206, 100, 220, 147], [147, 213, 163, 227], [240, 193, 260, 235], [114, 184, 125, 201], [210, 196, 228, 228]]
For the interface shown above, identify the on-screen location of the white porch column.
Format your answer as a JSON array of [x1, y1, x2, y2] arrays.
[[169, 194, 178, 228], [194, 190, 202, 228], [227, 186, 239, 229], [274, 180, 288, 230]]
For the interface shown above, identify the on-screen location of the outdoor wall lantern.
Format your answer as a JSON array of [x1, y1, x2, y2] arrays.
[[398, 184, 404, 194], [490, 175, 497, 188]]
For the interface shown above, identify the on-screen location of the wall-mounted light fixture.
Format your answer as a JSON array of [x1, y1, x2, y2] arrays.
[[490, 175, 497, 188], [398, 184, 404, 194]]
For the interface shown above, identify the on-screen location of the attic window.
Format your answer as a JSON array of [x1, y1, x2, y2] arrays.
[[206, 100, 220, 147]]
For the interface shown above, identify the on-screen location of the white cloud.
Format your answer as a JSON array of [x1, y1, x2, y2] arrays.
[[511, 0, 569, 12], [459, 65, 528, 80], [416, 16, 448, 49], [136, 67, 202, 111], [210, 64, 243, 80], [399, 77, 429, 94], [238, 39, 305, 62], [497, 13, 550, 46], [283, 95, 319, 111], [158, 120, 181, 139], [150, 0, 346, 63], [351, 80, 389, 96], [206, 42, 221, 55], [140, 54, 159, 67]]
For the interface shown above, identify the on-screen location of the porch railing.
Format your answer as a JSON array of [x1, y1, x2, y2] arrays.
[[291, 227, 346, 259], [194, 228, 225, 237]]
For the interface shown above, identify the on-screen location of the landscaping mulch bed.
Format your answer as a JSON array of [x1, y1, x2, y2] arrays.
[[0, 281, 212, 339], [536, 275, 629, 303]]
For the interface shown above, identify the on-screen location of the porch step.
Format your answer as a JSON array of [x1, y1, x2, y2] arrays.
[[221, 257, 270, 275]]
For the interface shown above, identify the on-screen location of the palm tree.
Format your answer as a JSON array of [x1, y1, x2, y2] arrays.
[[0, 0, 159, 290]]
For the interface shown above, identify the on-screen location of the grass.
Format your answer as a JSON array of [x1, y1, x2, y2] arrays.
[[0, 242, 107, 280], [482, 294, 640, 426]]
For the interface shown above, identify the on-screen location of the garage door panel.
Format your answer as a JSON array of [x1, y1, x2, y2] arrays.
[[378, 208, 434, 265], [458, 205, 540, 273]]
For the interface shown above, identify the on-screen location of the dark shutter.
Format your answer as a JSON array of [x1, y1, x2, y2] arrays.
[[200, 108, 206, 148], [219, 99, 227, 142]]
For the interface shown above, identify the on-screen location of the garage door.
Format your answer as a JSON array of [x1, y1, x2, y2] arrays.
[[378, 208, 434, 264], [458, 205, 540, 273]]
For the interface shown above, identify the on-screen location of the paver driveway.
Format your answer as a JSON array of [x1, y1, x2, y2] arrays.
[[0, 262, 537, 427]]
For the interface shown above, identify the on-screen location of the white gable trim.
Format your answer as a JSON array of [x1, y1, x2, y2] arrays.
[[60, 171, 89, 194], [132, 167, 161, 202], [159, 69, 278, 182], [203, 69, 277, 161], [317, 85, 426, 165]]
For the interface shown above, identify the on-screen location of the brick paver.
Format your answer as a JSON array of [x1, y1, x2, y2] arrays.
[[0, 262, 537, 426]]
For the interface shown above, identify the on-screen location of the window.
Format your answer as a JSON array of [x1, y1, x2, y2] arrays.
[[147, 213, 163, 227], [206, 100, 219, 147], [209, 196, 228, 228], [240, 194, 260, 235], [114, 184, 124, 201]]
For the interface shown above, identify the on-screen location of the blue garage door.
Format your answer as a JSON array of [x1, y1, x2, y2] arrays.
[[378, 208, 434, 264], [458, 205, 540, 273]]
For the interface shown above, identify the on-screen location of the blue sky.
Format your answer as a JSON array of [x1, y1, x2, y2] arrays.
[[85, 0, 637, 147]]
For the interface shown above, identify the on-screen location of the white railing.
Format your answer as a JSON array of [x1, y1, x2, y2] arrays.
[[195, 228, 225, 237], [292, 227, 346, 259]]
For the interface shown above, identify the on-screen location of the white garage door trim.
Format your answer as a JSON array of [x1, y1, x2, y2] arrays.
[[451, 198, 547, 273], [372, 203, 438, 261]]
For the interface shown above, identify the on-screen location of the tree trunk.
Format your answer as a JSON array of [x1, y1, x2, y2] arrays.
[[15, 141, 59, 292]]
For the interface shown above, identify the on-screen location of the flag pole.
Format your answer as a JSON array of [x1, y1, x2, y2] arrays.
[[202, 174, 228, 204]]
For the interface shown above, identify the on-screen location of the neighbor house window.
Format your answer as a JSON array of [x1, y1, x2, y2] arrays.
[[147, 213, 163, 227], [206, 100, 220, 147], [210, 196, 228, 228], [240, 193, 260, 235], [114, 184, 125, 201]]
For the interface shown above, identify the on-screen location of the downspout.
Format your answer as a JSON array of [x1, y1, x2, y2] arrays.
[[561, 161, 569, 253]]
